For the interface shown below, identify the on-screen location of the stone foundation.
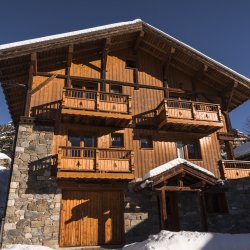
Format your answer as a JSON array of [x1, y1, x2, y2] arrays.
[[124, 183, 160, 243], [2, 124, 61, 249], [207, 179, 250, 233]]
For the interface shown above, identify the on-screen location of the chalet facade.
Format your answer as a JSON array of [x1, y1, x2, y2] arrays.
[[0, 19, 250, 248]]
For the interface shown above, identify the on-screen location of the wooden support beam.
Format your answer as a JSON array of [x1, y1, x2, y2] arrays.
[[30, 74, 57, 94], [199, 191, 208, 232], [221, 81, 238, 111], [31, 52, 37, 75], [101, 38, 111, 91], [66, 45, 74, 87], [160, 190, 167, 229], [24, 55, 34, 117], [225, 140, 235, 160], [162, 47, 175, 97], [134, 30, 144, 51], [155, 186, 201, 192]]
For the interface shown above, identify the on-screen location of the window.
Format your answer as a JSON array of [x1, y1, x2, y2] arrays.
[[176, 140, 201, 160], [140, 137, 153, 149], [111, 133, 124, 147], [204, 192, 228, 214], [126, 59, 137, 69], [110, 85, 122, 94], [69, 136, 81, 147]]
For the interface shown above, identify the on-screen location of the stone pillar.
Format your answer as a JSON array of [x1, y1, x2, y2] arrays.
[[2, 124, 61, 248]]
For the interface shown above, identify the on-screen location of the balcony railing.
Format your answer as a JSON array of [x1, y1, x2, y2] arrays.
[[62, 88, 132, 114], [219, 160, 250, 179], [155, 99, 223, 132], [58, 147, 134, 176]]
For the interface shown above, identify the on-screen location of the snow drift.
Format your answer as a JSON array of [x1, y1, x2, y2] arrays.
[[1, 245, 54, 250], [122, 230, 250, 250]]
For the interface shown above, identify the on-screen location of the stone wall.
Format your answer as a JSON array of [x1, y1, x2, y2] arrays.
[[124, 183, 160, 243], [2, 124, 61, 249], [207, 179, 250, 233]]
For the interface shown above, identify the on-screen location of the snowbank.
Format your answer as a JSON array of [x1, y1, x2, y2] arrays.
[[1, 245, 54, 250], [0, 152, 11, 161], [122, 230, 250, 250]]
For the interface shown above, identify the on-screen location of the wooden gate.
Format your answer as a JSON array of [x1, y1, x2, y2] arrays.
[[60, 189, 124, 247]]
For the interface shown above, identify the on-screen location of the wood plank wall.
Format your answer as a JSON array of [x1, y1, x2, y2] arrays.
[[30, 48, 227, 179]]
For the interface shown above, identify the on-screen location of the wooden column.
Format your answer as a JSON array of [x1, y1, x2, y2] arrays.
[[101, 38, 111, 92], [24, 54, 35, 117], [159, 190, 167, 229], [199, 191, 208, 232], [225, 141, 235, 160], [66, 45, 74, 88]]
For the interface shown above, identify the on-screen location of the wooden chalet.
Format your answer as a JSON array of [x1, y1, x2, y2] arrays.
[[1, 19, 250, 248]]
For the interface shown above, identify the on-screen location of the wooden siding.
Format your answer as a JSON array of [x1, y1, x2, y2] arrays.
[[60, 189, 123, 247], [29, 49, 230, 179]]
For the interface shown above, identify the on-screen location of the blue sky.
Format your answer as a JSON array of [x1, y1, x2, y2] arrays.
[[0, 0, 249, 132]]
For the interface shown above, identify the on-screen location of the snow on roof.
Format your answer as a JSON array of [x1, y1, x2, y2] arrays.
[[0, 19, 142, 50], [0, 165, 8, 171], [234, 142, 250, 158], [142, 158, 215, 181], [0, 152, 11, 162], [0, 19, 249, 84]]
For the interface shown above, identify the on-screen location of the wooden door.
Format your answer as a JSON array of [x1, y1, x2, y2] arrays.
[[60, 190, 124, 247], [165, 192, 179, 231]]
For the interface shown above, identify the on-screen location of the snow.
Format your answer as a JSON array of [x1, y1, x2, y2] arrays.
[[122, 230, 250, 250], [142, 158, 215, 183], [1, 245, 54, 250], [234, 142, 250, 159], [0, 19, 142, 50], [0, 152, 11, 161]]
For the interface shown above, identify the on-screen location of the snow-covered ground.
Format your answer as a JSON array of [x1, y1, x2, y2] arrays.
[[122, 230, 250, 250], [1, 245, 54, 250]]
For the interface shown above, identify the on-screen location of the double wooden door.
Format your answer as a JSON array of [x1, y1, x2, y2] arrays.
[[60, 190, 124, 247]]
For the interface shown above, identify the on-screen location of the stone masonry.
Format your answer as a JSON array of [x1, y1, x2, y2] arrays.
[[124, 183, 160, 243], [2, 124, 61, 249]]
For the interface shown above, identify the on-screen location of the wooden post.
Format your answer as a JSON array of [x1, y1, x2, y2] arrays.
[[199, 191, 208, 232], [96, 92, 100, 111], [225, 141, 235, 160], [95, 149, 99, 171], [24, 55, 34, 117], [217, 105, 222, 122], [130, 151, 135, 173], [218, 160, 226, 179], [58, 149, 62, 167], [66, 45, 74, 88], [160, 190, 167, 229], [191, 102, 196, 120], [128, 96, 132, 114], [101, 38, 111, 92]]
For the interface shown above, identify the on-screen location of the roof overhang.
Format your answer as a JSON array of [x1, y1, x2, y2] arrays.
[[0, 19, 249, 124]]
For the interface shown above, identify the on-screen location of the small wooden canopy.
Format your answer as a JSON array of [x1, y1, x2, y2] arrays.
[[139, 163, 218, 191]]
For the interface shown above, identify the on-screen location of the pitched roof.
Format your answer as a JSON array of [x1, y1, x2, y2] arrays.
[[0, 19, 250, 124], [234, 142, 250, 159]]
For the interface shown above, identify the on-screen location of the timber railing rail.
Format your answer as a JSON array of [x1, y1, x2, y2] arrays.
[[62, 88, 132, 114], [156, 99, 222, 122], [219, 160, 250, 179], [58, 146, 134, 173]]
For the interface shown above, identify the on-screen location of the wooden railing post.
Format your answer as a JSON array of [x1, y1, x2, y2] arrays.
[[58, 148, 63, 167], [62, 91, 66, 109], [191, 102, 196, 120], [130, 151, 135, 173], [218, 160, 226, 180], [217, 105, 222, 122], [96, 92, 100, 111], [95, 149, 99, 171], [128, 96, 132, 114]]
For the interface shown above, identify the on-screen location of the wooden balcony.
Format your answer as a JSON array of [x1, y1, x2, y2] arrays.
[[219, 160, 250, 179], [156, 99, 223, 133], [61, 88, 132, 126], [57, 146, 135, 179]]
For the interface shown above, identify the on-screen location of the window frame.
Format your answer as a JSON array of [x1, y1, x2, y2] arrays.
[[176, 140, 202, 160], [139, 137, 153, 150], [110, 133, 125, 148]]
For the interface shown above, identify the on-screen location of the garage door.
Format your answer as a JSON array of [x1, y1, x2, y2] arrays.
[[60, 190, 124, 247]]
